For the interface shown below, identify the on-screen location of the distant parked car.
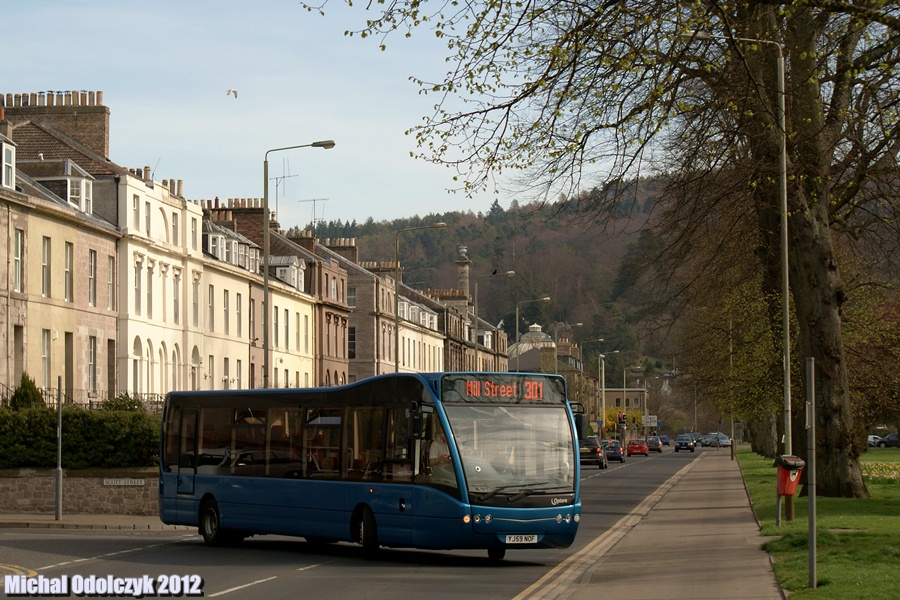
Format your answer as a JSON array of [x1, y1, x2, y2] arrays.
[[659, 435, 670, 446], [645, 435, 663, 453], [868, 435, 882, 447], [715, 434, 732, 447], [700, 434, 716, 447], [674, 434, 696, 452], [603, 440, 625, 462], [627, 438, 649, 457], [877, 433, 898, 448]]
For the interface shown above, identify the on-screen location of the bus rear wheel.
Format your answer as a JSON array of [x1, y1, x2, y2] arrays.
[[488, 546, 506, 561], [358, 507, 379, 557]]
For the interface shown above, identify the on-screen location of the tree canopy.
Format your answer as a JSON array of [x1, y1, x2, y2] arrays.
[[311, 0, 900, 497]]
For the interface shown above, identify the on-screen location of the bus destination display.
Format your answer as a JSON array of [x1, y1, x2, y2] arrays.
[[441, 374, 565, 404]]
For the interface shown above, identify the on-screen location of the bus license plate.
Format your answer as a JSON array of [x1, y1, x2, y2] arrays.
[[505, 534, 537, 544]]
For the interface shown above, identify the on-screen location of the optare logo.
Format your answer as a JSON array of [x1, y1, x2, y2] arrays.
[[551, 497, 568, 505]]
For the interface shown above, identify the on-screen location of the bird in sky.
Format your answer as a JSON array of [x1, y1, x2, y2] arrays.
[[226, 89, 238, 98]]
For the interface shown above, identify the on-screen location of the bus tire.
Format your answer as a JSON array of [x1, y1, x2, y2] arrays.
[[359, 507, 379, 556], [199, 498, 231, 546], [488, 546, 506, 561]]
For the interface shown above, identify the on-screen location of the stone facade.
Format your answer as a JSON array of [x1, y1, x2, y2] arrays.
[[0, 469, 158, 515]]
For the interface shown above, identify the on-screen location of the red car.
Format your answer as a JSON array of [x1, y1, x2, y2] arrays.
[[627, 438, 649, 457]]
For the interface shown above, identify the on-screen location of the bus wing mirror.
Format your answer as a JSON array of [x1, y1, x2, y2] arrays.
[[409, 402, 433, 439], [408, 401, 421, 437]]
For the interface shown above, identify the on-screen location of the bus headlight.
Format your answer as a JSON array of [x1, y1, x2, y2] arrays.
[[574, 513, 581, 522], [564, 514, 572, 523], [463, 514, 471, 524], [484, 514, 492, 524], [473, 514, 482, 523]]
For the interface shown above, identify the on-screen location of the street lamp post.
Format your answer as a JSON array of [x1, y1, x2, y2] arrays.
[[682, 31, 790, 457], [263, 140, 334, 388], [514, 295, 551, 371], [394, 223, 447, 372], [474, 271, 515, 371]]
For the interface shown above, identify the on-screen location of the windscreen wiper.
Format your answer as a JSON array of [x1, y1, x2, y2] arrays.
[[507, 484, 571, 503], [475, 481, 550, 502]]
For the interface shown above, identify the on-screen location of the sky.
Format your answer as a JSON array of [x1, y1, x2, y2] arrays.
[[4, 1, 501, 227]]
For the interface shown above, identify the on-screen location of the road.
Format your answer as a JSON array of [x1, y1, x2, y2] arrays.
[[1, 448, 703, 599]]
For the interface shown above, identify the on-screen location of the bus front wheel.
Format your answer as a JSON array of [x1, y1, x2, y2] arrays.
[[358, 507, 379, 556], [488, 546, 506, 561], [200, 498, 236, 546]]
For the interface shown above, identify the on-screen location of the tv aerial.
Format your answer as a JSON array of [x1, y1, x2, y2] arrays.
[[298, 198, 329, 228]]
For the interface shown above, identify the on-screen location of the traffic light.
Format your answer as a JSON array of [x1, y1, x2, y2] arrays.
[[617, 413, 626, 425]]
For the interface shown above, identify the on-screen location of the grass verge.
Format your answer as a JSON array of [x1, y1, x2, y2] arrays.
[[737, 446, 900, 599]]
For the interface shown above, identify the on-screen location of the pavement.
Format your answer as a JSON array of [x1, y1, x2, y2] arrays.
[[0, 448, 784, 600]]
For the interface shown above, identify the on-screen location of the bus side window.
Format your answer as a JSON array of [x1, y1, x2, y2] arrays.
[[384, 407, 412, 481], [304, 408, 342, 479], [345, 406, 384, 481]]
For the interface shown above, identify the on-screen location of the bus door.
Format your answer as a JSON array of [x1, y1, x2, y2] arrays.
[[373, 405, 415, 546], [161, 404, 198, 522], [176, 408, 198, 497]]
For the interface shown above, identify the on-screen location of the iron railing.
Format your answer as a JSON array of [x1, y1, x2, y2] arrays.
[[26, 388, 166, 414]]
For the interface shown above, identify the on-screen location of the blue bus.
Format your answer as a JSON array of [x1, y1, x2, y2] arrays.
[[159, 372, 581, 560]]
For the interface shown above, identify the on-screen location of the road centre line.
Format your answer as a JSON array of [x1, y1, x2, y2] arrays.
[[36, 535, 196, 571], [200, 558, 334, 595], [513, 454, 705, 600], [297, 560, 337, 571], [207, 576, 278, 597]]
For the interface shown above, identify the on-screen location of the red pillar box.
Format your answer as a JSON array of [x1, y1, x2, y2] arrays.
[[775, 454, 806, 496]]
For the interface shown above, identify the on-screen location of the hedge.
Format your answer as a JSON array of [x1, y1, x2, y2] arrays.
[[0, 407, 160, 469]]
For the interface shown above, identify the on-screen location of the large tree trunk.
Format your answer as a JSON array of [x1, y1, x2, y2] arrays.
[[785, 11, 868, 498], [789, 198, 868, 498], [748, 414, 777, 458]]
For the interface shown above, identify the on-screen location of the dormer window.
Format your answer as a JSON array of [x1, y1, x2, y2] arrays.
[[2, 142, 14, 190], [69, 179, 80, 206], [66, 178, 92, 214], [84, 180, 92, 214], [248, 248, 260, 273]]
